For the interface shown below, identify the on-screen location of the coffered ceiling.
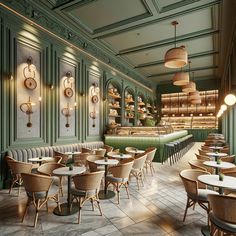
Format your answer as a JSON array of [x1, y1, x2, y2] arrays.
[[41, 0, 220, 85]]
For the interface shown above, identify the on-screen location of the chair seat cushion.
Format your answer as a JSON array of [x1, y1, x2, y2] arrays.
[[71, 187, 96, 197], [209, 211, 236, 233], [106, 175, 128, 183], [27, 185, 59, 199], [188, 189, 219, 201]]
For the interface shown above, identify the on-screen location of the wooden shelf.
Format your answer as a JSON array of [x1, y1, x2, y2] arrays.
[[108, 93, 121, 99], [109, 105, 121, 109]]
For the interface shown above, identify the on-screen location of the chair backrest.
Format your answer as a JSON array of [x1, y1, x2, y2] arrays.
[[224, 171, 236, 178], [37, 163, 65, 176], [180, 169, 209, 197], [8, 160, 33, 175], [86, 155, 104, 172], [132, 154, 147, 170], [208, 194, 236, 224], [188, 159, 213, 173], [221, 167, 236, 174], [21, 173, 53, 193], [73, 171, 104, 191], [103, 145, 114, 153], [221, 155, 235, 163], [109, 160, 134, 178], [94, 149, 106, 157], [220, 147, 230, 154], [145, 147, 157, 161], [195, 153, 211, 161], [73, 153, 89, 167], [81, 147, 93, 154], [53, 156, 62, 163], [198, 149, 208, 156], [53, 150, 69, 165]]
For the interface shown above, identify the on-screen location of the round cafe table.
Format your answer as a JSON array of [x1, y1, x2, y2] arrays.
[[198, 174, 236, 236], [53, 166, 86, 216], [203, 161, 235, 174], [128, 149, 145, 154], [94, 159, 119, 199], [208, 146, 223, 152], [206, 152, 227, 161], [28, 157, 54, 166], [110, 153, 132, 159]]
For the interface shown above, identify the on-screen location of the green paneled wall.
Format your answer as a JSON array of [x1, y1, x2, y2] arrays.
[[0, 7, 154, 188]]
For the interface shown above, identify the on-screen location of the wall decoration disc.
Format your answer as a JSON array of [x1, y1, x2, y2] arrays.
[[64, 87, 74, 98], [24, 77, 37, 90], [91, 95, 99, 103]]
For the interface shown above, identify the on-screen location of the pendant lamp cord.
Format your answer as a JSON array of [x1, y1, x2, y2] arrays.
[[172, 21, 178, 48]]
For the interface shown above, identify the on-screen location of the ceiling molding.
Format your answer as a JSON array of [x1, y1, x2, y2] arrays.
[[117, 29, 219, 56], [95, 0, 221, 39], [147, 65, 219, 78], [134, 50, 219, 68]]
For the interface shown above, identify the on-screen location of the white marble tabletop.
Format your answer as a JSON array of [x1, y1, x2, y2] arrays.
[[95, 159, 119, 165], [203, 161, 235, 169], [198, 174, 236, 190], [208, 146, 223, 150], [53, 166, 86, 176], [28, 157, 53, 162], [128, 149, 145, 154], [64, 151, 81, 155], [110, 153, 132, 159], [206, 152, 228, 157]]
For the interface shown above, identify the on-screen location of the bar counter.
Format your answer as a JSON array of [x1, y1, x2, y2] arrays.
[[105, 130, 188, 162]]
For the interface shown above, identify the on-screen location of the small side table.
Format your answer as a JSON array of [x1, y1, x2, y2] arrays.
[[28, 157, 54, 166]]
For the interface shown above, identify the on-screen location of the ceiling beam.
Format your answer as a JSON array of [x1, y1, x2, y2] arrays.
[[95, 0, 221, 39], [134, 50, 219, 68], [117, 29, 219, 56], [147, 65, 219, 78]]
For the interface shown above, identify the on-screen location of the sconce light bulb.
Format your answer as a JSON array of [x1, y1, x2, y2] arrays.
[[50, 84, 54, 90], [224, 93, 236, 106], [38, 96, 42, 102], [74, 102, 77, 107]]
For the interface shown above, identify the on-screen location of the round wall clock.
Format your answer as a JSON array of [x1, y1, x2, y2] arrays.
[[64, 87, 74, 98], [24, 77, 37, 90]]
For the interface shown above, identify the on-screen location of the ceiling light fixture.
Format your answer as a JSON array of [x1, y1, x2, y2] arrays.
[[224, 93, 236, 106], [172, 70, 189, 86], [182, 64, 196, 93], [164, 21, 188, 68]]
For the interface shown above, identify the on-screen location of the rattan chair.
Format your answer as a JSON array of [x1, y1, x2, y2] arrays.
[[208, 194, 236, 236], [106, 160, 134, 204], [81, 147, 93, 154], [42, 156, 62, 164], [21, 173, 61, 227], [188, 159, 213, 174], [94, 148, 106, 157], [222, 171, 236, 197], [7, 160, 33, 195], [145, 147, 157, 175], [71, 171, 104, 223], [198, 149, 209, 156], [53, 150, 69, 165], [125, 147, 136, 157], [103, 145, 114, 154], [73, 153, 89, 169], [37, 163, 65, 196], [221, 167, 236, 174], [130, 153, 147, 190], [195, 153, 211, 161], [179, 169, 218, 222], [221, 154, 235, 163], [86, 155, 104, 172]]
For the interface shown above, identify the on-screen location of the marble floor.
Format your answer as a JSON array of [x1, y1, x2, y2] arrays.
[[0, 143, 207, 236]]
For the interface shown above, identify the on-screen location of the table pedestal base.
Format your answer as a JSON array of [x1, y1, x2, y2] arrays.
[[201, 226, 210, 236], [98, 190, 116, 199], [53, 202, 79, 216]]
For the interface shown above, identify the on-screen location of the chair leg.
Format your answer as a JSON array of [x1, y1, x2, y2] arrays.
[[34, 200, 40, 227], [22, 198, 31, 223], [183, 197, 191, 222], [96, 199, 103, 216], [136, 176, 140, 190], [125, 182, 130, 199], [116, 184, 120, 204], [90, 199, 94, 211], [78, 198, 82, 224]]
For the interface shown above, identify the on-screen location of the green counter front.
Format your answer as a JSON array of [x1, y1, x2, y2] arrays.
[[104, 130, 188, 162]]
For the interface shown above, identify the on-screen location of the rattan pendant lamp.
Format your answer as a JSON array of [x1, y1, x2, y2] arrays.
[[164, 21, 188, 68], [182, 62, 196, 93], [173, 69, 189, 86], [189, 72, 201, 104]]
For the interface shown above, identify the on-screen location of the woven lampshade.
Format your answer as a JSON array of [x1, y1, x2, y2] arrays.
[[173, 71, 189, 86], [189, 91, 200, 100], [182, 81, 196, 93], [191, 98, 201, 104], [164, 46, 188, 68]]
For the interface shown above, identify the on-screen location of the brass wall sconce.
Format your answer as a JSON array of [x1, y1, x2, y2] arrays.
[[20, 96, 36, 127], [61, 102, 73, 128], [64, 71, 74, 97], [50, 84, 54, 90], [90, 82, 100, 128], [23, 56, 37, 90]]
